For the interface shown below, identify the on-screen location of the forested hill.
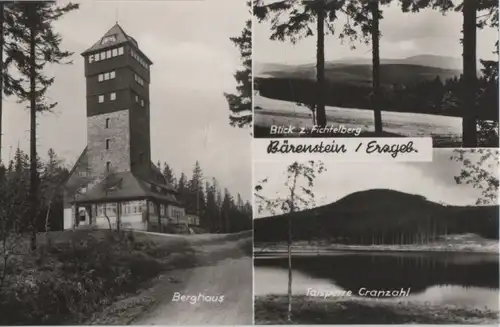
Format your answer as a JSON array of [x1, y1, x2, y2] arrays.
[[253, 189, 499, 244], [254, 55, 499, 121]]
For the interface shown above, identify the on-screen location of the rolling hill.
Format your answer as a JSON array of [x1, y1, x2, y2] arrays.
[[254, 55, 462, 86], [253, 189, 499, 244]]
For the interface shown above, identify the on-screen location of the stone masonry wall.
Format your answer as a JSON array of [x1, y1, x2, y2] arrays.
[[87, 109, 130, 178]]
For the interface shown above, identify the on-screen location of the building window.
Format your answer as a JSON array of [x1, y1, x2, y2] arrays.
[[89, 47, 124, 63], [101, 35, 117, 45], [98, 95, 104, 103], [134, 74, 144, 86], [105, 118, 110, 128], [98, 70, 115, 82], [110, 92, 116, 101], [135, 95, 139, 103], [130, 49, 148, 69], [105, 139, 110, 150], [106, 161, 111, 172]]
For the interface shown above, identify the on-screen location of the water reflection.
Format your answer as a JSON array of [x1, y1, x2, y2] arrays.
[[254, 251, 499, 310]]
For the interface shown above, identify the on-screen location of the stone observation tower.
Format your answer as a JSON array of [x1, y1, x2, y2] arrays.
[[62, 24, 187, 231]]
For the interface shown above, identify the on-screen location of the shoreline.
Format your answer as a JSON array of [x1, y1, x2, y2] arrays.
[[254, 247, 499, 256], [253, 242, 500, 255], [254, 295, 499, 324]]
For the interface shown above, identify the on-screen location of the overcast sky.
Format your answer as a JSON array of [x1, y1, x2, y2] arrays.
[[1, 0, 251, 201], [254, 149, 499, 218], [255, 1, 498, 64]]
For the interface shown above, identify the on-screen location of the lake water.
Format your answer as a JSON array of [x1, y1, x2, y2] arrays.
[[254, 251, 499, 310]]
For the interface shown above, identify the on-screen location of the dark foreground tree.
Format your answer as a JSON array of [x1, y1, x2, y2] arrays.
[[254, 0, 346, 127], [224, 1, 252, 128], [255, 160, 325, 322], [341, 0, 393, 132], [7, 1, 78, 250]]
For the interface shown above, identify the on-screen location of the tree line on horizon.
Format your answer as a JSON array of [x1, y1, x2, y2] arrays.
[[252, 0, 499, 147]]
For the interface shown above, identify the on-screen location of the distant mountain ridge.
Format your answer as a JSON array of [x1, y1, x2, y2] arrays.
[[254, 55, 463, 77], [253, 189, 499, 244]]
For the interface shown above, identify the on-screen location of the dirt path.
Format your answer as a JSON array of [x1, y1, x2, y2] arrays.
[[132, 256, 252, 325], [123, 232, 253, 325]]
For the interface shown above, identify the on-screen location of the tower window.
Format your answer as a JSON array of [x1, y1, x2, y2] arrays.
[[106, 50, 112, 58], [89, 55, 94, 63], [98, 71, 115, 82], [118, 47, 124, 55], [112, 48, 118, 57], [140, 99, 145, 107], [105, 118, 110, 128], [110, 92, 116, 101], [98, 95, 104, 103], [135, 95, 139, 103], [106, 162, 111, 172], [135, 74, 144, 86], [105, 139, 111, 150], [101, 35, 117, 45]]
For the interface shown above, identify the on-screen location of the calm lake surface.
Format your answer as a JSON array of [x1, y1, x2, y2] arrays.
[[254, 251, 499, 310]]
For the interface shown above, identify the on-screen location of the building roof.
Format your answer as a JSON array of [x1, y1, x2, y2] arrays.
[[64, 147, 179, 205], [73, 171, 181, 205], [81, 23, 153, 64]]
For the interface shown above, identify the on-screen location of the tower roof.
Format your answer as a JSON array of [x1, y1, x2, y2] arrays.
[[81, 23, 152, 64]]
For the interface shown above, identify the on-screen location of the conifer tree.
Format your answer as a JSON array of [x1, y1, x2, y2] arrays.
[[6, 1, 78, 249], [224, 1, 252, 128], [162, 162, 176, 186]]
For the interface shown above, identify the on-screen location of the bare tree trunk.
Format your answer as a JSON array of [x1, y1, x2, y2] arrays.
[[103, 204, 112, 230], [116, 202, 120, 232], [315, 4, 326, 127], [0, 3, 4, 164], [44, 198, 52, 234], [287, 214, 292, 323], [286, 170, 299, 323], [371, 0, 383, 133], [29, 6, 38, 251], [462, 0, 477, 147]]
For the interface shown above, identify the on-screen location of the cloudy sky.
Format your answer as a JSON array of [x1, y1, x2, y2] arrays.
[[255, 1, 498, 64], [254, 149, 499, 218], [2, 0, 251, 201]]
